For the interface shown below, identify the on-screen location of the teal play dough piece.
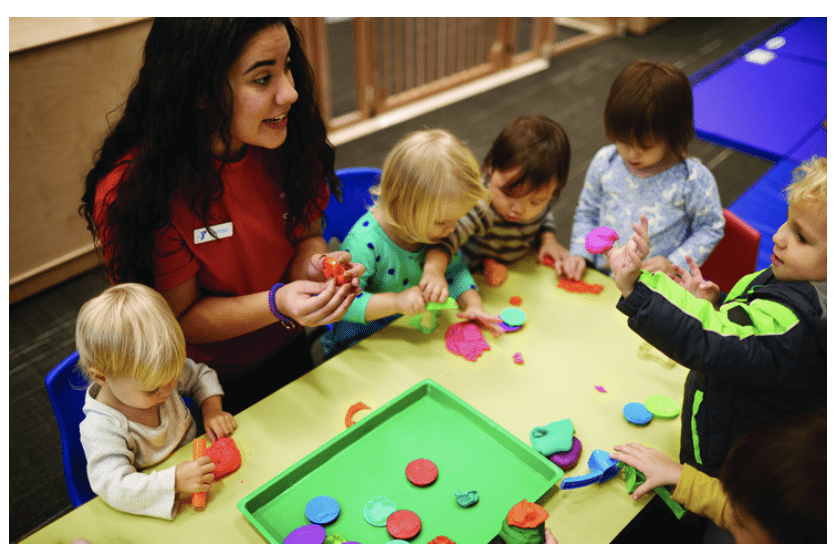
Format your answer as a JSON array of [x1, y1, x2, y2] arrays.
[[529, 418, 574, 455], [644, 395, 681, 419], [500, 307, 527, 327], [453, 489, 479, 507], [364, 496, 397, 526], [623, 402, 653, 425], [306, 495, 340, 524]]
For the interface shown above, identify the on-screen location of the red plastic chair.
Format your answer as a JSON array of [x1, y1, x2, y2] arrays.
[[699, 209, 761, 293]]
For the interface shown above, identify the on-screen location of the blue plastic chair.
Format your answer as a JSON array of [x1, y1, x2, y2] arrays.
[[323, 167, 381, 244], [44, 351, 96, 507], [45, 351, 201, 507]]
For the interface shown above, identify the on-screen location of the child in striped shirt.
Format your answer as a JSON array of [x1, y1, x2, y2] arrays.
[[420, 115, 582, 300]]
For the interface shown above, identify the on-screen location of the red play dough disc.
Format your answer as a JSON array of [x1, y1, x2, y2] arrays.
[[386, 510, 422, 539], [406, 458, 438, 486]]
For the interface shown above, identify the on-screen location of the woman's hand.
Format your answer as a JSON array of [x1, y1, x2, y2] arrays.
[[609, 443, 683, 500], [274, 278, 358, 327], [307, 251, 365, 286], [670, 255, 721, 306], [201, 396, 237, 442], [174, 456, 215, 494]]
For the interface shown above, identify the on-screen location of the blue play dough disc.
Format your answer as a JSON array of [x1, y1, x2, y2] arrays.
[[623, 402, 653, 425], [305, 495, 341, 524]]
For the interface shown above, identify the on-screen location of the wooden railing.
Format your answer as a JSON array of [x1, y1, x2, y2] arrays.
[[296, 17, 629, 132]]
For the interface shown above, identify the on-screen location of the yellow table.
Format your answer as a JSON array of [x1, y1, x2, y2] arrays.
[[23, 256, 686, 544]]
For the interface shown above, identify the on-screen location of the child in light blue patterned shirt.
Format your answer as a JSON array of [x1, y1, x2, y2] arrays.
[[569, 60, 724, 276]]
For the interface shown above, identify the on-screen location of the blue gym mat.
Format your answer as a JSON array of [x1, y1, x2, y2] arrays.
[[787, 125, 827, 164], [755, 17, 826, 65], [692, 54, 826, 161]]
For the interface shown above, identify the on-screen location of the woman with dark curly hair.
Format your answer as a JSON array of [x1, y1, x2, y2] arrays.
[[80, 18, 364, 414]]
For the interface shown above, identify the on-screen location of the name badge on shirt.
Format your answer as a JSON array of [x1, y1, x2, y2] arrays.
[[194, 222, 234, 244]]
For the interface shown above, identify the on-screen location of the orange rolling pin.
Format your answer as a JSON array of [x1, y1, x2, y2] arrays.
[[192, 438, 207, 508]]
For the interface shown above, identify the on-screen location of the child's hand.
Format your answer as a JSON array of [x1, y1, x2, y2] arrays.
[[201, 396, 237, 442], [671, 256, 721, 305], [641, 255, 674, 276], [458, 306, 503, 337], [558, 255, 587, 281], [538, 239, 569, 266], [609, 443, 683, 500], [604, 215, 649, 298], [544, 527, 558, 544], [419, 271, 449, 304], [396, 286, 426, 316], [174, 456, 215, 494]]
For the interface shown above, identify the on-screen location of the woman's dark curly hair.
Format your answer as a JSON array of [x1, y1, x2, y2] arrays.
[[80, 18, 339, 286]]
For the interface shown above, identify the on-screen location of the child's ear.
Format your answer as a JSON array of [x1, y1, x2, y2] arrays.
[[88, 368, 107, 386]]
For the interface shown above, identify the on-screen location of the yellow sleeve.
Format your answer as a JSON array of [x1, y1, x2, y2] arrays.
[[671, 464, 733, 531]]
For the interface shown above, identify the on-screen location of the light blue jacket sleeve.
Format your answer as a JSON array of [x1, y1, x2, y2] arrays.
[[570, 147, 608, 261], [667, 162, 725, 269]]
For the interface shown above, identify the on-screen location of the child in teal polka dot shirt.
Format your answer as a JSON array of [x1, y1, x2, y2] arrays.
[[321, 129, 503, 359]]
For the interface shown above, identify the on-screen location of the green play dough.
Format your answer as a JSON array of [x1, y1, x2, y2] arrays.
[[426, 297, 458, 310], [454, 489, 479, 507], [500, 307, 527, 327], [644, 395, 681, 419], [498, 517, 546, 544], [324, 534, 348, 544], [530, 418, 574, 455]]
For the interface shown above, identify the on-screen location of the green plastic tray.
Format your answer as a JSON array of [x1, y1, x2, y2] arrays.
[[238, 379, 563, 543]]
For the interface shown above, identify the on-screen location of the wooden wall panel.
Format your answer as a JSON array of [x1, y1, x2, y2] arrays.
[[9, 19, 153, 302]]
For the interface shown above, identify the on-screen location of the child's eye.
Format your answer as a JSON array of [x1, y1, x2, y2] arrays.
[[797, 233, 808, 244]]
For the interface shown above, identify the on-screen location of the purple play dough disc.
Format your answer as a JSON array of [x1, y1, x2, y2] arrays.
[[549, 436, 582, 470], [284, 524, 327, 544]]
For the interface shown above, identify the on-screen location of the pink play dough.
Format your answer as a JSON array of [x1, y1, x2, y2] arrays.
[[585, 227, 619, 254], [445, 322, 490, 362]]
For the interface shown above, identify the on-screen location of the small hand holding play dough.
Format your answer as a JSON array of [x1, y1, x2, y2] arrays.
[[585, 227, 619, 254], [205, 437, 241, 480]]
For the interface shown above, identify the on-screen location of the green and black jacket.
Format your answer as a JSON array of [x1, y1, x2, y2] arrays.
[[616, 267, 826, 476]]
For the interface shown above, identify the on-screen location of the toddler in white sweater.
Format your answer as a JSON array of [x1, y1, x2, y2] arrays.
[[76, 283, 236, 519]]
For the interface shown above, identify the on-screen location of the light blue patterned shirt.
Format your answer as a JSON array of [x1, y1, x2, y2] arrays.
[[570, 145, 724, 273], [320, 210, 478, 359]]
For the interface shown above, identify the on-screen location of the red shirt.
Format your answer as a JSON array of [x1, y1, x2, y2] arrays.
[[95, 146, 329, 373]]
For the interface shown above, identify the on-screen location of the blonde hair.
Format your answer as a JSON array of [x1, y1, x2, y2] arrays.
[[372, 129, 487, 243], [786, 156, 827, 208], [75, 283, 186, 389]]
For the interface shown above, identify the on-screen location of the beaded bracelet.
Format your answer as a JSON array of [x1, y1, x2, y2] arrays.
[[268, 283, 296, 329]]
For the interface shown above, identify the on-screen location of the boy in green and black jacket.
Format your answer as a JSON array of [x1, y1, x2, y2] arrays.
[[605, 157, 826, 477]]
